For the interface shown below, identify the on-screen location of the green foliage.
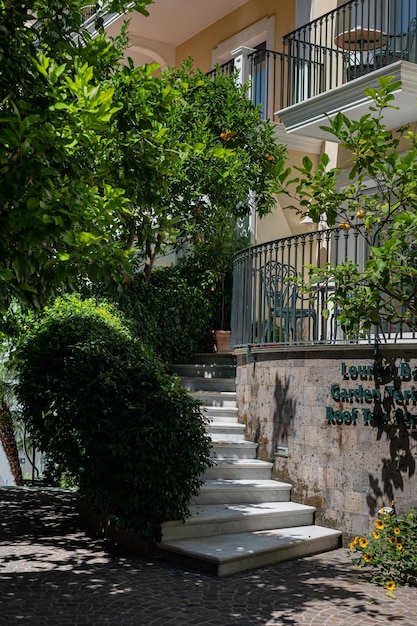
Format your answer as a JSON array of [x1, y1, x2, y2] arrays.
[[116, 266, 213, 363], [110, 59, 285, 280], [14, 294, 212, 541], [349, 505, 417, 593], [0, 0, 154, 312], [179, 210, 247, 330], [277, 78, 417, 334], [0, 2, 284, 314]]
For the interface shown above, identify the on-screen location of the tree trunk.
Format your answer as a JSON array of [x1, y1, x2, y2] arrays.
[[0, 406, 24, 486]]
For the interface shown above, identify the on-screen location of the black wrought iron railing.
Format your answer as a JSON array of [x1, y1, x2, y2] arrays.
[[206, 59, 236, 79], [283, 0, 417, 101], [207, 2, 417, 121], [231, 227, 417, 348]]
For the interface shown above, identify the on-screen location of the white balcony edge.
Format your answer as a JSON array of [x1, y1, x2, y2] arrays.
[[277, 61, 417, 141]]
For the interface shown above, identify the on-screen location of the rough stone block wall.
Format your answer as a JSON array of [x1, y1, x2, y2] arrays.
[[236, 345, 417, 543]]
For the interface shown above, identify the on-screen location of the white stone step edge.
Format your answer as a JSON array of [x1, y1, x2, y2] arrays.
[[161, 501, 316, 541], [159, 525, 342, 577]]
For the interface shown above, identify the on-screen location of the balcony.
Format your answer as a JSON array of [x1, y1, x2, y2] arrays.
[[207, 2, 417, 141], [231, 228, 416, 350], [279, 0, 417, 138]]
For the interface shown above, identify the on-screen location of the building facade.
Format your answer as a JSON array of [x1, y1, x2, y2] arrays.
[[105, 0, 417, 539]]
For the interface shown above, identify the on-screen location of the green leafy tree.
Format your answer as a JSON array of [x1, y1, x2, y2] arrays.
[[14, 295, 212, 542], [109, 60, 284, 280], [0, 0, 152, 312], [278, 77, 417, 336], [1, 1, 284, 314]]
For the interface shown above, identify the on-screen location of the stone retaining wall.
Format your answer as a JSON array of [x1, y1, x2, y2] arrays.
[[235, 344, 417, 543]]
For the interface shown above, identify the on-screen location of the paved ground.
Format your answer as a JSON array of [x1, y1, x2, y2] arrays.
[[0, 488, 417, 626]]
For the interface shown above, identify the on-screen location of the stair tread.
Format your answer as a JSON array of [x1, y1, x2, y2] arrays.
[[163, 501, 315, 528], [200, 479, 291, 491], [159, 525, 342, 563], [210, 458, 273, 467], [211, 436, 254, 444]]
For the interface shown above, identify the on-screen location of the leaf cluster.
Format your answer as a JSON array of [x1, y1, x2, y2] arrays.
[[13, 294, 212, 541], [349, 506, 417, 590], [277, 77, 417, 333]]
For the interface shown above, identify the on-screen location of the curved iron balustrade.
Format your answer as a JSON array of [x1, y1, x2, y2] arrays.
[[231, 227, 416, 348]]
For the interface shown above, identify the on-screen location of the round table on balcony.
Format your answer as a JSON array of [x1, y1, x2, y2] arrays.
[[335, 26, 388, 50], [335, 26, 388, 80]]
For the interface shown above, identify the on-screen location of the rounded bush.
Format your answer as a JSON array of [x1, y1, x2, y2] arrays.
[[15, 295, 212, 542]]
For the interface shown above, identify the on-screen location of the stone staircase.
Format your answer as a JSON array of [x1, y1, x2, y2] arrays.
[[159, 353, 341, 577]]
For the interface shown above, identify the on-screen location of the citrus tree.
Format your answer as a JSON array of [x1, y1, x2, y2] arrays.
[[0, 0, 153, 312], [278, 77, 417, 336], [1, 0, 285, 313]]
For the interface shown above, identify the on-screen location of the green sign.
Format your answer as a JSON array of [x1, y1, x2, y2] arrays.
[[325, 361, 417, 427]]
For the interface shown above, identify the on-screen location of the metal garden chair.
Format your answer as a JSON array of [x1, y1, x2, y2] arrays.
[[261, 260, 318, 343]]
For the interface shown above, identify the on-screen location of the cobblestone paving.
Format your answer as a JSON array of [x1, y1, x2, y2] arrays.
[[0, 487, 416, 625]]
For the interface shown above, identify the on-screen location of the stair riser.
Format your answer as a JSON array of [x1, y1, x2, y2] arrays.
[[211, 445, 257, 460], [191, 393, 236, 407], [205, 411, 238, 421], [208, 425, 246, 436], [182, 379, 236, 392], [162, 510, 315, 542], [191, 354, 236, 366], [171, 365, 236, 379], [206, 416, 239, 425], [193, 488, 291, 505], [203, 466, 273, 480], [217, 533, 341, 577]]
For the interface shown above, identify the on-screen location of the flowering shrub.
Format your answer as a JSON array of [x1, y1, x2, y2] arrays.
[[349, 503, 417, 594]]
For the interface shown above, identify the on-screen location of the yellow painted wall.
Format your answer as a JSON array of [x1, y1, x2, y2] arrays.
[[175, 0, 295, 71], [255, 147, 321, 244]]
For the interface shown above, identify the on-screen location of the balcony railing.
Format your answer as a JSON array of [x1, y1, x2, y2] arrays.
[[283, 0, 417, 104], [231, 228, 417, 348], [207, 1, 417, 121]]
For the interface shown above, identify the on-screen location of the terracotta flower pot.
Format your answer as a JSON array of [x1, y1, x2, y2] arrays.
[[212, 330, 231, 353]]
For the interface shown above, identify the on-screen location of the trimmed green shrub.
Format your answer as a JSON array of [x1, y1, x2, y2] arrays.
[[14, 294, 212, 542]]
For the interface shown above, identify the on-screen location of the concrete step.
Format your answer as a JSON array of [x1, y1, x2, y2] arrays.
[[161, 354, 342, 577], [171, 364, 236, 379], [208, 423, 246, 437], [160, 501, 316, 542], [194, 479, 292, 504], [158, 525, 342, 577], [203, 459, 273, 480], [190, 390, 236, 407], [204, 406, 239, 421], [191, 353, 236, 366], [181, 377, 236, 392], [211, 440, 257, 459]]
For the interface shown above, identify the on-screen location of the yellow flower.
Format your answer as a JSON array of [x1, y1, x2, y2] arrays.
[[380, 508, 385, 514], [359, 538, 369, 548], [386, 581, 396, 591], [388, 536, 397, 544], [393, 527, 401, 535], [391, 499, 396, 506], [397, 543, 403, 551], [349, 541, 357, 550], [375, 519, 385, 530], [364, 553, 372, 562], [372, 530, 380, 540]]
